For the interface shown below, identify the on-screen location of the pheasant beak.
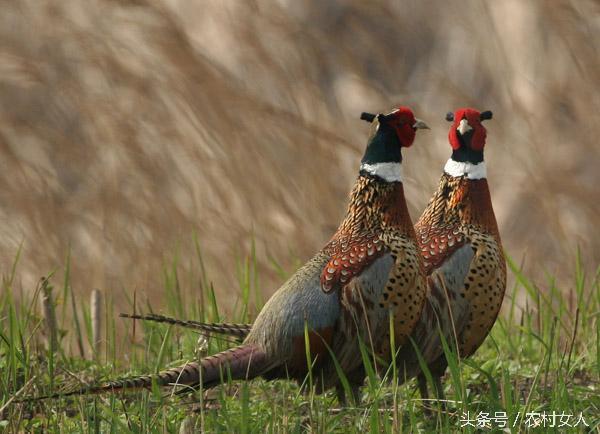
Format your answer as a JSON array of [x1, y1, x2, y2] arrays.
[[412, 119, 430, 130], [457, 118, 473, 135]]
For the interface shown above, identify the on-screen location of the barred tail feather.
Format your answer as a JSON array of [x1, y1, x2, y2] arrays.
[[197, 344, 267, 388], [119, 313, 252, 339], [22, 344, 267, 401]]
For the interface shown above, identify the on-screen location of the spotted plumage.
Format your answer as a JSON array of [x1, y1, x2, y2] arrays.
[[25, 106, 430, 404], [417, 223, 466, 273]]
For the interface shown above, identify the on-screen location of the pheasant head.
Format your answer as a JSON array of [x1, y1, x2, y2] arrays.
[[444, 108, 493, 179], [358, 106, 429, 183]]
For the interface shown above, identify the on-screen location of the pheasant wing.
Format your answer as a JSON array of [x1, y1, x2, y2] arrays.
[[320, 232, 388, 293]]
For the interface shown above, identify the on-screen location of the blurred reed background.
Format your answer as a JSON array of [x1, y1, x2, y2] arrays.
[[1, 0, 599, 316]]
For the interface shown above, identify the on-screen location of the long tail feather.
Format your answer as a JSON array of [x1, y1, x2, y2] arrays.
[[22, 344, 266, 401], [120, 313, 252, 340]]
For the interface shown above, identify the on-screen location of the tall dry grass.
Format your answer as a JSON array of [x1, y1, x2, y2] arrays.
[[1, 0, 599, 315]]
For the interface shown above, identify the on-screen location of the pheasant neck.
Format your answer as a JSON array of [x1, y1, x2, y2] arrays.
[[339, 174, 414, 236]]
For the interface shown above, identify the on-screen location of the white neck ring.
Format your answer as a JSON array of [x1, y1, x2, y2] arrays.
[[360, 162, 402, 182], [443, 159, 486, 180]]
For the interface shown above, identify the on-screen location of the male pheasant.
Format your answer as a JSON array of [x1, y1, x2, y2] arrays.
[[407, 107, 507, 402], [132, 108, 507, 407], [30, 107, 430, 403]]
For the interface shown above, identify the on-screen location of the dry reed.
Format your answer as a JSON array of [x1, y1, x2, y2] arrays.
[[90, 288, 103, 358]]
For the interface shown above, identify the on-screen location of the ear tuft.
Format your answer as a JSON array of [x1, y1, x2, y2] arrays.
[[480, 110, 493, 121], [445, 112, 454, 122], [360, 112, 376, 123]]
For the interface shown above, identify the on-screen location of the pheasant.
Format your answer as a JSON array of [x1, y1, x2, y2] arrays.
[[130, 108, 506, 407], [29, 107, 430, 403], [407, 107, 507, 402]]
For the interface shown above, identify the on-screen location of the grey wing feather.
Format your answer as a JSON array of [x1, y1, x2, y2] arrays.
[[244, 252, 341, 357], [426, 242, 474, 348], [331, 253, 395, 368], [433, 242, 474, 296]]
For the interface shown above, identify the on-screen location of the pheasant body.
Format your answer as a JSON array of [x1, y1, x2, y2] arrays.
[[416, 173, 505, 359]]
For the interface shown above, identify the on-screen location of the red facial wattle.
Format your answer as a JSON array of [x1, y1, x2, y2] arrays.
[[448, 108, 487, 151], [390, 106, 417, 148], [394, 122, 416, 148]]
